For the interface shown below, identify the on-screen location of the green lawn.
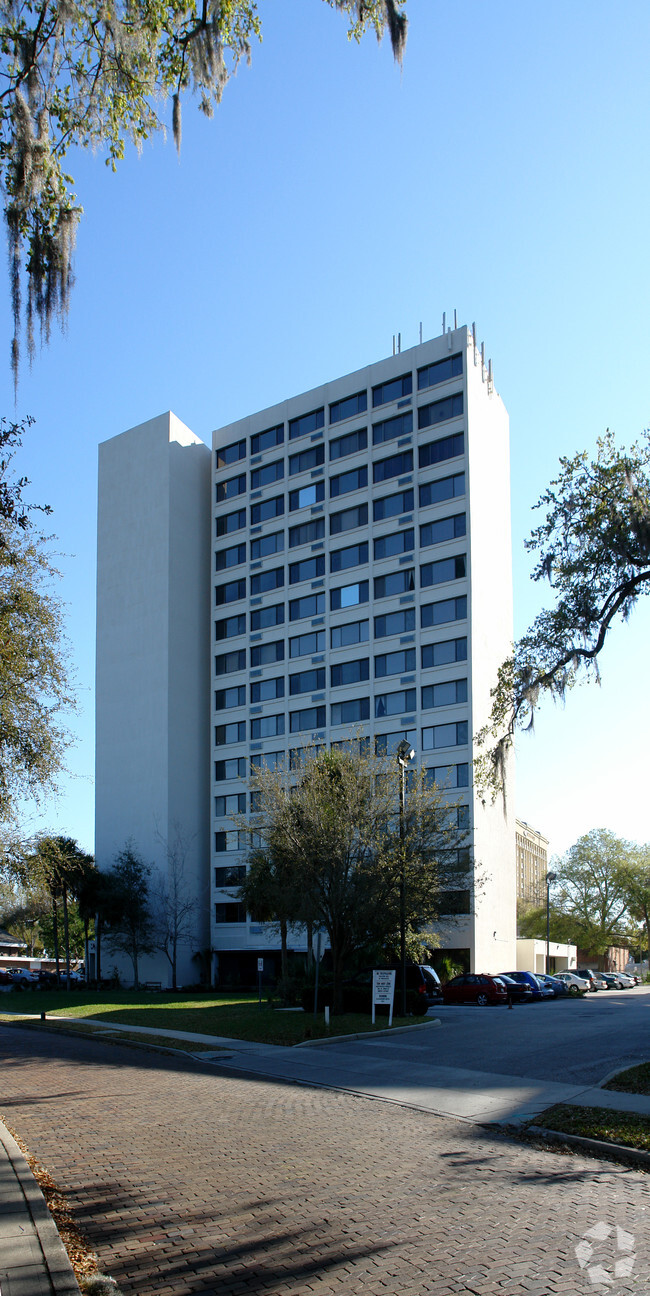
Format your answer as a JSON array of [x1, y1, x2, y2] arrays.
[[533, 1104, 650, 1153], [0, 989, 427, 1046], [603, 1061, 650, 1095]]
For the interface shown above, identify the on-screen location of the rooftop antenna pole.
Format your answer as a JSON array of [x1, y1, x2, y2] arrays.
[[419, 321, 423, 344], [454, 309, 457, 329], [442, 312, 446, 334], [392, 335, 396, 356], [397, 332, 401, 353]]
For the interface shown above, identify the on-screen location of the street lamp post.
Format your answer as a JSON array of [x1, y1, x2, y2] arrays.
[[545, 870, 557, 974], [396, 738, 415, 1018]]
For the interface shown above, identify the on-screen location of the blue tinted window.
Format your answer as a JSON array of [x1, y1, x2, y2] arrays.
[[250, 567, 284, 595], [375, 688, 416, 718], [215, 579, 246, 605], [215, 614, 246, 640], [217, 439, 246, 469], [289, 555, 325, 583], [330, 391, 368, 423], [421, 638, 467, 668], [420, 556, 466, 588], [330, 659, 369, 687], [417, 353, 463, 391], [214, 686, 245, 710], [216, 473, 246, 502], [330, 542, 368, 572], [290, 629, 326, 657], [374, 649, 415, 678], [374, 529, 414, 561], [289, 482, 325, 510], [290, 668, 326, 695], [420, 596, 467, 628], [250, 677, 284, 703], [216, 508, 246, 536], [290, 706, 326, 732], [330, 466, 368, 497], [372, 373, 412, 407], [330, 580, 369, 611], [418, 393, 464, 431], [250, 495, 284, 524], [373, 451, 413, 484], [251, 424, 283, 455], [289, 518, 325, 547], [372, 412, 413, 446], [215, 542, 246, 570], [373, 489, 413, 522], [289, 592, 325, 620], [289, 444, 325, 475], [251, 530, 284, 559], [289, 408, 325, 440], [421, 679, 468, 709], [374, 569, 415, 599], [374, 609, 415, 638], [419, 433, 465, 469], [330, 503, 368, 534], [331, 698, 370, 725], [250, 459, 283, 489], [214, 650, 246, 675], [330, 619, 369, 648], [250, 603, 284, 630], [329, 427, 368, 460], [419, 473, 465, 507], [420, 514, 466, 547], [250, 640, 284, 666]]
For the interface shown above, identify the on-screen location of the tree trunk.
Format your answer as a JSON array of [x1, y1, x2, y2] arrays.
[[62, 884, 71, 991], [280, 918, 288, 985], [52, 893, 61, 987]]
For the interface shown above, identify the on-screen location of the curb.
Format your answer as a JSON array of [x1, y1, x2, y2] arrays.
[[0, 1120, 81, 1294], [526, 1123, 650, 1170], [295, 1018, 442, 1047]]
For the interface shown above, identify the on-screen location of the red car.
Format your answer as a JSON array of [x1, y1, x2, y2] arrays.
[[441, 974, 509, 1007]]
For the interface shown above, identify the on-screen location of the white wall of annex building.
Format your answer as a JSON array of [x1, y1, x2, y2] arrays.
[[95, 412, 211, 986]]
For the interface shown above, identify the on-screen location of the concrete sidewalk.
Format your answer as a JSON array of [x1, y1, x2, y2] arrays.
[[0, 1120, 80, 1296]]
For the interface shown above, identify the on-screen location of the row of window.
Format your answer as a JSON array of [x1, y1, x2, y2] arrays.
[[216, 356, 465, 468], [217, 664, 467, 709], [216, 514, 466, 575], [216, 554, 465, 610], [216, 432, 464, 516], [214, 755, 469, 790], [216, 470, 465, 542], [216, 704, 467, 743]]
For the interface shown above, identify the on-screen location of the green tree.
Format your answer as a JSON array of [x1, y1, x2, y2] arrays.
[[39, 895, 85, 959], [0, 416, 74, 820], [1, 0, 407, 385], [621, 851, 650, 967], [103, 845, 156, 988], [150, 826, 198, 990], [476, 431, 650, 799], [240, 742, 469, 1012], [13, 834, 94, 984], [545, 830, 637, 962]]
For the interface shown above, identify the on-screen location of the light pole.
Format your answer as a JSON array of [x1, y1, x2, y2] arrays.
[[545, 870, 557, 974], [397, 738, 415, 1017]]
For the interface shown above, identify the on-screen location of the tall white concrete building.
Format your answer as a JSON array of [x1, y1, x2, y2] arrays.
[[95, 325, 516, 985]]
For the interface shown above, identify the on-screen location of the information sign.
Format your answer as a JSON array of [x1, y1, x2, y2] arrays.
[[372, 969, 396, 1026]]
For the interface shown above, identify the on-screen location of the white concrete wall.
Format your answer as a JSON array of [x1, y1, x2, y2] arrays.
[[96, 413, 211, 987], [517, 939, 577, 973]]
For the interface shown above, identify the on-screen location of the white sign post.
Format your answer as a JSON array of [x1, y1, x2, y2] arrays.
[[372, 969, 396, 1026]]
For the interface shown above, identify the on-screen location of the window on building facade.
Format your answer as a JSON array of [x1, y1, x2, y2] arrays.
[[215, 578, 246, 605], [251, 424, 284, 455], [250, 603, 285, 631], [215, 614, 246, 640], [329, 427, 368, 460], [250, 750, 285, 771], [215, 650, 246, 675], [373, 488, 414, 521], [373, 529, 414, 560], [330, 618, 369, 648], [374, 569, 415, 599], [215, 542, 246, 571], [330, 541, 368, 572], [374, 608, 416, 638], [374, 688, 416, 718], [418, 392, 464, 431], [289, 629, 326, 657], [250, 530, 284, 559], [372, 373, 412, 407], [289, 408, 324, 439], [373, 450, 413, 484], [250, 459, 284, 489], [250, 494, 284, 525], [418, 432, 465, 470], [330, 658, 369, 687], [422, 721, 468, 750], [290, 667, 326, 694], [214, 721, 246, 746], [215, 686, 245, 710], [216, 472, 246, 503], [250, 677, 285, 703], [329, 391, 367, 423], [375, 729, 417, 756], [214, 864, 246, 886], [214, 902, 247, 923], [374, 649, 416, 678], [421, 679, 468, 709], [331, 697, 370, 725], [289, 555, 325, 584], [250, 640, 284, 666], [214, 757, 246, 780], [250, 567, 284, 595], [214, 794, 246, 817], [289, 444, 325, 475], [372, 412, 413, 446], [290, 705, 326, 732], [330, 466, 368, 497], [330, 580, 369, 610], [421, 637, 467, 668], [423, 762, 469, 788], [216, 439, 246, 469], [330, 502, 369, 533], [289, 518, 325, 547], [289, 592, 325, 621], [250, 714, 285, 739], [214, 831, 245, 853], [421, 596, 467, 628], [420, 555, 466, 588], [289, 482, 325, 510], [419, 472, 465, 508], [417, 352, 463, 391], [216, 508, 246, 536], [420, 514, 466, 548]]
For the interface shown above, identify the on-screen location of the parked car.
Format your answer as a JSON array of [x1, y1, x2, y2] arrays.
[[7, 968, 39, 989], [441, 974, 509, 1007], [576, 968, 608, 991], [601, 971, 635, 989], [498, 971, 554, 1001], [496, 974, 534, 1004], [536, 973, 570, 997], [553, 970, 590, 996], [36, 969, 58, 988]]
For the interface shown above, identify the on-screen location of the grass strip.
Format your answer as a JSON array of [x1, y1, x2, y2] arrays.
[[534, 1103, 650, 1152], [0, 1016, 223, 1053], [603, 1061, 650, 1095], [0, 990, 420, 1045]]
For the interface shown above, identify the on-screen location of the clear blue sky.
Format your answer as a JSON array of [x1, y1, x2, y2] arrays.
[[3, 0, 649, 860]]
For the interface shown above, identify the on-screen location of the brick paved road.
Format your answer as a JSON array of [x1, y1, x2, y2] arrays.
[[1, 1025, 649, 1296]]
